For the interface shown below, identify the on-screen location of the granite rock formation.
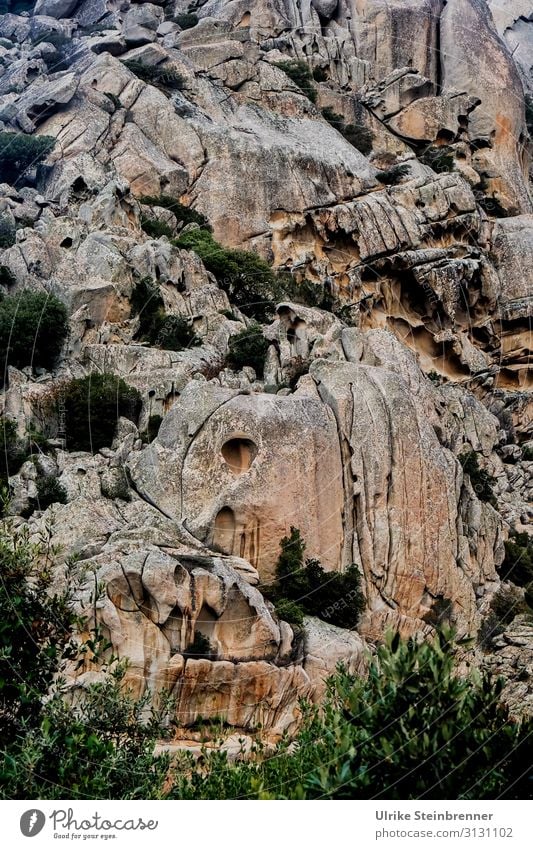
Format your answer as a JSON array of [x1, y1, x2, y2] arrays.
[[0, 0, 531, 735]]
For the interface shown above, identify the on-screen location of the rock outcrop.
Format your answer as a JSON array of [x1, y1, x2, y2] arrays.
[[0, 0, 531, 735]]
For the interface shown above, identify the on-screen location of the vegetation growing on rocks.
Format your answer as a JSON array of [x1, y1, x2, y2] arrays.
[[122, 60, 184, 91], [459, 450, 497, 505], [226, 324, 269, 377], [321, 106, 374, 155], [31, 475, 67, 513], [155, 315, 200, 351], [130, 277, 199, 350], [0, 215, 16, 249], [175, 229, 282, 321], [140, 216, 174, 239], [0, 132, 55, 186], [0, 417, 26, 486], [498, 531, 533, 605], [0, 291, 68, 380], [0, 529, 529, 800], [139, 195, 210, 230], [63, 373, 142, 453], [419, 144, 455, 173], [174, 13, 198, 30], [274, 59, 317, 103], [265, 528, 365, 630]]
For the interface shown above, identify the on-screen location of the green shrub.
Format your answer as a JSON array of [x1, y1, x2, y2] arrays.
[[130, 278, 198, 350], [130, 276, 164, 341], [321, 106, 344, 127], [0, 416, 26, 485], [265, 527, 365, 629], [279, 276, 334, 310], [63, 373, 142, 453], [312, 67, 328, 83], [26, 426, 51, 454], [175, 12, 198, 29], [227, 324, 269, 376], [155, 315, 200, 351], [142, 414, 163, 443], [139, 195, 210, 229], [31, 475, 67, 512], [376, 163, 410, 184], [420, 144, 455, 173], [272, 597, 304, 627], [0, 215, 15, 249], [0, 526, 73, 740], [168, 629, 532, 800], [0, 291, 68, 378], [274, 59, 317, 104], [478, 585, 526, 649], [522, 446, 533, 461], [0, 266, 16, 287], [459, 450, 497, 505], [123, 60, 184, 91], [1, 663, 171, 800], [175, 229, 281, 321], [0, 132, 55, 186], [103, 91, 122, 110], [320, 107, 374, 155], [342, 123, 373, 155], [184, 630, 214, 660], [140, 216, 174, 239], [498, 531, 533, 589]]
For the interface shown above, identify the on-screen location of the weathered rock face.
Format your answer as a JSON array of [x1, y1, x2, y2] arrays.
[[440, 0, 531, 214], [130, 383, 345, 579], [128, 327, 503, 639], [0, 0, 531, 733]]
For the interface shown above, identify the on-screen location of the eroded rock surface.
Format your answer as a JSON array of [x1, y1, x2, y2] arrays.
[[0, 0, 531, 734]]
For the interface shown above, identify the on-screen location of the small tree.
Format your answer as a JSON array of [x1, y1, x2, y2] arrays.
[[342, 123, 373, 155], [0, 417, 27, 486], [274, 60, 317, 103], [155, 315, 200, 351], [175, 229, 280, 322], [64, 373, 142, 453], [31, 475, 67, 512], [459, 450, 497, 505], [184, 631, 214, 660], [0, 291, 68, 380], [0, 132, 55, 186], [227, 324, 269, 377], [140, 217, 174, 239], [266, 527, 365, 629], [0, 214, 16, 249], [0, 526, 73, 739]]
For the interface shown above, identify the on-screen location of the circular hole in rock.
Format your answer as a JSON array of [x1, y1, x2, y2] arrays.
[[221, 437, 257, 475]]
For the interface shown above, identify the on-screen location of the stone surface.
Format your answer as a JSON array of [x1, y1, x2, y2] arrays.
[[0, 0, 531, 736]]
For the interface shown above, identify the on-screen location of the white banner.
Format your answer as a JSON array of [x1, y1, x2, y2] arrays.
[[2, 800, 532, 849]]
